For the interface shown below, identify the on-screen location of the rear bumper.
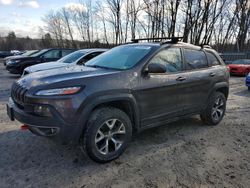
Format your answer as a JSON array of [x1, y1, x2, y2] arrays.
[[7, 98, 82, 144]]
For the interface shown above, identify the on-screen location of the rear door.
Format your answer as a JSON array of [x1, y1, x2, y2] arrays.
[[180, 48, 213, 112]]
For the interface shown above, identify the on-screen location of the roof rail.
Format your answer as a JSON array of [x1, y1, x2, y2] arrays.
[[201, 44, 212, 49], [131, 37, 183, 44]]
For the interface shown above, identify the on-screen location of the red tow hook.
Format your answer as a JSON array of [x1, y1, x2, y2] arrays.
[[20, 124, 28, 130]]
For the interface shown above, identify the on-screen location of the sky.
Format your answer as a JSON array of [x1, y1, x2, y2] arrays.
[[0, 0, 81, 38]]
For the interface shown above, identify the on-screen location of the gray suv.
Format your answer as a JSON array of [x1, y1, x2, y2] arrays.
[[7, 38, 229, 162]]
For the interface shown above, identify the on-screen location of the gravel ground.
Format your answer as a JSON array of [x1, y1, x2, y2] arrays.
[[0, 60, 250, 188]]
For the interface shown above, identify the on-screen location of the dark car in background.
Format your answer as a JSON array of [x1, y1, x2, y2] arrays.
[[22, 48, 107, 76], [0, 51, 13, 58], [4, 50, 39, 66], [6, 48, 76, 74]]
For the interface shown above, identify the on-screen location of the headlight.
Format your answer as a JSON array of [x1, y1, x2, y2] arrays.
[[8, 60, 20, 65], [35, 86, 81, 96]]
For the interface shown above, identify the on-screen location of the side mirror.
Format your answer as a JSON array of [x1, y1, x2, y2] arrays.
[[147, 63, 166, 74], [40, 55, 45, 62]]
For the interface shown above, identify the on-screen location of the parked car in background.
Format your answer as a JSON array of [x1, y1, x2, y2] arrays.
[[4, 50, 39, 66], [11, 50, 23, 56], [0, 51, 13, 58], [246, 73, 250, 90], [7, 38, 229, 162], [22, 49, 107, 76], [227, 59, 250, 76], [6, 48, 76, 74]]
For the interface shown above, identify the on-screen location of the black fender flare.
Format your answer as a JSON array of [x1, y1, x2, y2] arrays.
[[206, 82, 229, 104], [75, 93, 140, 139]]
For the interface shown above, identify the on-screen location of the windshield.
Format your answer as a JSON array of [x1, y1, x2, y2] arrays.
[[22, 50, 38, 56], [58, 50, 86, 63], [30, 49, 48, 57], [85, 45, 152, 70], [232, 59, 250, 65]]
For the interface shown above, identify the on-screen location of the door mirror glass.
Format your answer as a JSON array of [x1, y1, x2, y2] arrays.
[[147, 63, 166, 73], [40, 55, 45, 62]]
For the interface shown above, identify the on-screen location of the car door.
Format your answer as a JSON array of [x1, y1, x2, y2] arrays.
[[136, 47, 188, 128], [180, 48, 213, 112], [42, 50, 61, 62]]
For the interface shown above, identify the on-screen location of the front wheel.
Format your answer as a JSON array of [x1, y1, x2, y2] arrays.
[[200, 92, 226, 125], [82, 107, 132, 163]]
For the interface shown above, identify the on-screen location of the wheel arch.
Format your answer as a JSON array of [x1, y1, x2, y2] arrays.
[[76, 93, 140, 140]]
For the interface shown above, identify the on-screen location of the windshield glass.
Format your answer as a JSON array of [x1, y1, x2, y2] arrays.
[[58, 50, 86, 63], [30, 49, 48, 57], [85, 45, 152, 70], [22, 50, 38, 56], [232, 59, 250, 65]]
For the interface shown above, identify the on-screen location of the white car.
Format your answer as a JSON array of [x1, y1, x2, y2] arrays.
[[22, 48, 107, 76]]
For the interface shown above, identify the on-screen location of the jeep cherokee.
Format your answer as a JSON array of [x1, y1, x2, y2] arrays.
[[7, 38, 229, 162]]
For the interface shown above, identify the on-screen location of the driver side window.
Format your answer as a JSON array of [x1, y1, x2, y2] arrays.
[[149, 48, 182, 73]]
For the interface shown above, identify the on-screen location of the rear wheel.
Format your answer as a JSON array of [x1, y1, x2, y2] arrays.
[[200, 92, 226, 125], [82, 107, 132, 163]]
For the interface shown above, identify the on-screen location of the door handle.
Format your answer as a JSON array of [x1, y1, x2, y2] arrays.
[[176, 76, 186, 81], [209, 72, 216, 77]]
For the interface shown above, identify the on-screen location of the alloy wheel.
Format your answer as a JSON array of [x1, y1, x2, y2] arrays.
[[211, 97, 225, 121], [95, 119, 126, 155]]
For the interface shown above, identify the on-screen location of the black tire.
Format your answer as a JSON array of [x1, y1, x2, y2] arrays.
[[248, 87, 250, 91], [82, 107, 132, 163], [200, 92, 226, 125]]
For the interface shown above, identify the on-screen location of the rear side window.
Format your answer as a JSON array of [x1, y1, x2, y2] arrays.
[[184, 49, 208, 70], [149, 48, 182, 72], [206, 52, 220, 66]]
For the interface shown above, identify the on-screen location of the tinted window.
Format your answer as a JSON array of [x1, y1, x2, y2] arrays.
[[149, 48, 182, 72], [43, 50, 60, 58], [85, 45, 152, 70], [206, 52, 220, 66], [83, 52, 103, 61], [184, 49, 208, 70]]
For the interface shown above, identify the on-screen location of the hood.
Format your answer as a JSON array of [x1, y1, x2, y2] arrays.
[[11, 56, 37, 62], [4, 55, 22, 60], [25, 61, 69, 73], [19, 65, 120, 89]]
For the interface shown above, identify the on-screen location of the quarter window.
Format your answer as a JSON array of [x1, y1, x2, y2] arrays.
[[149, 48, 182, 72], [206, 52, 220, 66], [184, 49, 208, 70]]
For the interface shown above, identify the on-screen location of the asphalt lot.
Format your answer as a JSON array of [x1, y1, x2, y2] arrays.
[[0, 60, 250, 188]]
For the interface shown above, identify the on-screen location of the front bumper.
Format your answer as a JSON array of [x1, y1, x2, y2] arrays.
[[6, 65, 21, 74], [7, 98, 81, 144]]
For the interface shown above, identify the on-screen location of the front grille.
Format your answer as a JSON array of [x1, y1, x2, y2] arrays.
[[231, 68, 238, 71], [11, 82, 28, 104]]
